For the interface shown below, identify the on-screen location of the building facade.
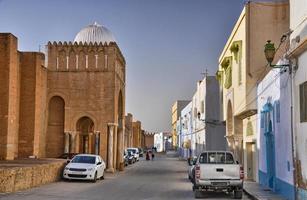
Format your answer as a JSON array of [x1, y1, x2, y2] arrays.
[[191, 76, 226, 156], [0, 33, 47, 160], [171, 100, 190, 149], [217, 1, 289, 181], [154, 132, 164, 152], [257, 66, 295, 199], [0, 22, 126, 172], [288, 0, 307, 198], [124, 113, 133, 149], [132, 121, 141, 148], [142, 132, 155, 149], [178, 102, 193, 159]]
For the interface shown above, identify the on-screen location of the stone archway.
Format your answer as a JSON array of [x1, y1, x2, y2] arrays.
[[46, 96, 65, 158], [76, 116, 95, 154]]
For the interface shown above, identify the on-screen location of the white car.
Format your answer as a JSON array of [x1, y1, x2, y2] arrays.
[[63, 154, 105, 182], [127, 148, 139, 161]]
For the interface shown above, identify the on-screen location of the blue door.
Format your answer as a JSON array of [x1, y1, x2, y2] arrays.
[[263, 104, 276, 190]]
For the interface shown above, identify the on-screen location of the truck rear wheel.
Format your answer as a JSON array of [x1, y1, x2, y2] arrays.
[[194, 190, 202, 199], [234, 189, 243, 199]]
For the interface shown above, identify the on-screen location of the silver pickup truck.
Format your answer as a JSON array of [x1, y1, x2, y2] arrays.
[[192, 151, 244, 199]]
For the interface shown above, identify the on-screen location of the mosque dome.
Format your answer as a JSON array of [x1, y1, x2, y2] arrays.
[[74, 22, 116, 44]]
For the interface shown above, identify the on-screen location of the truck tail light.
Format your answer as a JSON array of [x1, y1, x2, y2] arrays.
[[195, 165, 200, 180], [240, 165, 244, 180]]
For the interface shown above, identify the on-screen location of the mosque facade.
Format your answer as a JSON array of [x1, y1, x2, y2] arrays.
[[0, 22, 125, 171]]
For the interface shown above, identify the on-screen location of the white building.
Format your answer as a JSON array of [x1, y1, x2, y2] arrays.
[[191, 76, 226, 156], [288, 0, 307, 198], [154, 132, 164, 152], [178, 102, 193, 159], [257, 66, 295, 199]]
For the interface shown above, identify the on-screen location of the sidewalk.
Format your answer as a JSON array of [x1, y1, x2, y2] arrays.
[[244, 181, 287, 200], [165, 150, 179, 157]]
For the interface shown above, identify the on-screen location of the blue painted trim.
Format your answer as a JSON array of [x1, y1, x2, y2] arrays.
[[259, 170, 295, 200], [298, 188, 307, 200], [259, 170, 268, 187]]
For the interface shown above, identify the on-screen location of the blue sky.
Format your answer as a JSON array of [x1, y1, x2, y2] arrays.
[[0, 0, 245, 132]]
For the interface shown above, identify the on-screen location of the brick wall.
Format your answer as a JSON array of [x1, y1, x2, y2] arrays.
[[0, 33, 20, 160], [18, 52, 47, 158]]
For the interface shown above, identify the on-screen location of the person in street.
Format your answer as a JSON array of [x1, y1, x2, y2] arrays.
[[151, 151, 155, 160], [146, 151, 150, 161]]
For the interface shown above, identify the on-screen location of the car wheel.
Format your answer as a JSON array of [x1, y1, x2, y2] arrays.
[[101, 171, 105, 180], [234, 189, 243, 199], [92, 171, 97, 183], [194, 190, 202, 199]]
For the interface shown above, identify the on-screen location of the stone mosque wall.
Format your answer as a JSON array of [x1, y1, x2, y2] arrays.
[[0, 23, 126, 172]]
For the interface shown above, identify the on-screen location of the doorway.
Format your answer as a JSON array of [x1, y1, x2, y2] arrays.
[[246, 142, 255, 180], [76, 116, 94, 154]]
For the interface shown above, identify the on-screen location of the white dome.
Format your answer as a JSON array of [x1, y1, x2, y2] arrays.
[[74, 22, 115, 44]]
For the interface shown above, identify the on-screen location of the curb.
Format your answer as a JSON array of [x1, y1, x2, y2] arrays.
[[243, 188, 259, 200]]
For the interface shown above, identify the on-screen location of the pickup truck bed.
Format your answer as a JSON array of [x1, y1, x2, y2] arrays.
[[193, 151, 243, 199]]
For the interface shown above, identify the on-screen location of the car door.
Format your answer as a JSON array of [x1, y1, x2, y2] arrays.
[[96, 156, 102, 177], [101, 157, 105, 172], [98, 156, 105, 176]]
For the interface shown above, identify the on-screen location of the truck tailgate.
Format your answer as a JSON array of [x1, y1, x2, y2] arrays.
[[199, 164, 240, 180]]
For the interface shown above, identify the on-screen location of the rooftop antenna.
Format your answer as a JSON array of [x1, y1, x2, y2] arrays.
[[201, 68, 209, 78]]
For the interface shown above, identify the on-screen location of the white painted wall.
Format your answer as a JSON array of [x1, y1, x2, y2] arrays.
[[191, 76, 226, 156], [180, 102, 192, 158], [290, 0, 307, 192], [293, 51, 307, 184], [257, 66, 294, 186], [154, 132, 164, 152], [191, 79, 207, 156]]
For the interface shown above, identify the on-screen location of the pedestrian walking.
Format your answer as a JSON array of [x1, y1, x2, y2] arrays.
[[146, 151, 150, 161], [151, 151, 155, 160]]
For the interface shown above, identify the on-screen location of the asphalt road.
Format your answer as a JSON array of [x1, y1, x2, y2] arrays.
[[0, 153, 251, 200]]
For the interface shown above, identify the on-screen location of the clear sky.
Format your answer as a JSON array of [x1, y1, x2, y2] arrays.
[[0, 0, 246, 132]]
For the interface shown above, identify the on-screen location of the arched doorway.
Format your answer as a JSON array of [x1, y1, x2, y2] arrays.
[[116, 91, 124, 170], [76, 116, 95, 154], [46, 96, 65, 157]]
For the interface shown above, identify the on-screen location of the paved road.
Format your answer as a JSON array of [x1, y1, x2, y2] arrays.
[[0, 154, 250, 200]]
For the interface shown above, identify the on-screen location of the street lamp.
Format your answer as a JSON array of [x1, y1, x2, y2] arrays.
[[264, 40, 289, 68], [197, 112, 226, 126]]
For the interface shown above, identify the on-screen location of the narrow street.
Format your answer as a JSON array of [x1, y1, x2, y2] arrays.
[[0, 153, 250, 200]]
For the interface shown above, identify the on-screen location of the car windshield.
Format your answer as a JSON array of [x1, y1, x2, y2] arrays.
[[71, 156, 96, 164], [128, 149, 136, 153], [199, 152, 234, 164]]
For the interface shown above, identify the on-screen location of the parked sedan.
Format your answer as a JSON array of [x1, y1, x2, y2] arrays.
[[127, 148, 139, 161], [127, 151, 135, 164], [123, 150, 129, 166], [63, 154, 105, 182]]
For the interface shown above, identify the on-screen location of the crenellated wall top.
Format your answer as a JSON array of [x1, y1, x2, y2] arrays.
[[46, 41, 125, 64]]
